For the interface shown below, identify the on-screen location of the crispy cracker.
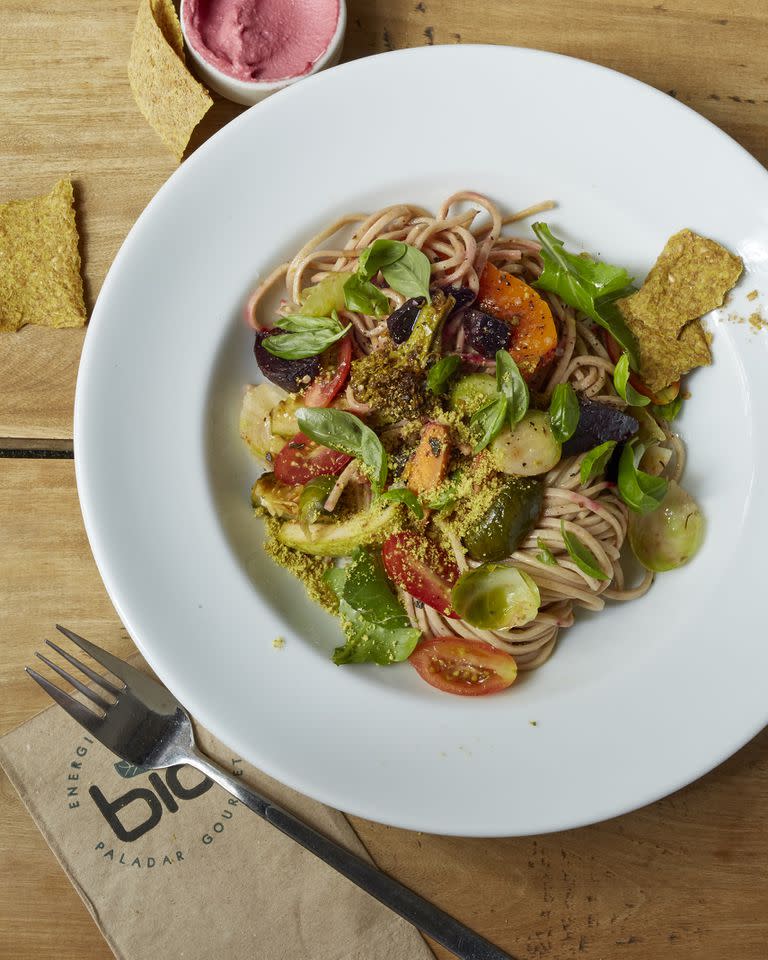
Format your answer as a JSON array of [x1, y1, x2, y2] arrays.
[[128, 0, 212, 162], [619, 229, 742, 391], [0, 179, 86, 332]]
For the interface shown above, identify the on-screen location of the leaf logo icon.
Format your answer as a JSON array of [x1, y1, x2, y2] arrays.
[[113, 759, 148, 779]]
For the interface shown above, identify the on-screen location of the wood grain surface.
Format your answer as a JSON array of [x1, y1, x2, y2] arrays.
[[1, 0, 768, 957]]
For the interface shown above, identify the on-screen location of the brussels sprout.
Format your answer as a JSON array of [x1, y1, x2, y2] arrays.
[[240, 383, 289, 459], [490, 410, 562, 477], [628, 480, 705, 572], [448, 373, 498, 416], [451, 563, 540, 630], [251, 473, 300, 519], [298, 476, 336, 532]]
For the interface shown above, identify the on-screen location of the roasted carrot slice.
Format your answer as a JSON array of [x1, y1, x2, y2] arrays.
[[477, 263, 558, 378], [405, 422, 451, 495]]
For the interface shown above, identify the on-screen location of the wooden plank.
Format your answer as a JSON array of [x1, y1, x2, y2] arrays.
[[1, 0, 767, 440], [1, 459, 767, 959]]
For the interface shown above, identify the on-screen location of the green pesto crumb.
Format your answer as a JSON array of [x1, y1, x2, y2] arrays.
[[529, 720, 537, 726], [263, 519, 339, 613], [272, 636, 286, 649]]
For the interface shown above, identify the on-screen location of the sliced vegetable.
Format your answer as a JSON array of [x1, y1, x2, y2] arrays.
[[464, 477, 544, 562], [617, 440, 668, 513], [409, 638, 517, 696], [251, 473, 301, 519], [343, 273, 390, 317], [560, 520, 610, 580], [378, 487, 424, 518], [270, 395, 301, 437], [302, 334, 352, 408], [262, 312, 350, 360], [404, 422, 452, 494], [278, 501, 401, 556], [462, 308, 510, 358], [549, 382, 580, 443], [451, 563, 540, 630], [613, 352, 650, 407], [298, 272, 353, 317], [401, 290, 454, 364], [387, 296, 426, 343], [382, 531, 460, 616], [490, 410, 561, 477], [579, 440, 617, 486], [496, 349, 529, 426], [477, 262, 557, 377], [254, 331, 321, 393], [628, 480, 705, 572], [562, 397, 639, 456], [470, 395, 508, 454], [328, 548, 420, 665], [427, 354, 461, 395], [449, 372, 498, 416], [240, 382, 290, 459], [298, 476, 336, 531], [532, 222, 639, 368], [297, 407, 387, 491], [536, 538, 557, 566], [273, 432, 352, 486]]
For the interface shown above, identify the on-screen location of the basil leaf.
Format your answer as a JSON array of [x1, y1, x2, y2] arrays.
[[277, 313, 341, 333], [549, 382, 580, 443], [427, 354, 461, 395], [580, 440, 617, 486], [421, 470, 461, 511], [327, 549, 421, 665], [470, 395, 508, 454], [297, 407, 388, 491], [536, 538, 558, 566], [381, 245, 432, 302], [378, 487, 424, 518], [343, 273, 391, 318], [617, 440, 668, 513], [262, 320, 350, 360], [560, 520, 609, 580], [614, 352, 650, 406], [532, 223, 640, 369], [652, 396, 684, 422], [495, 350, 529, 426], [358, 239, 407, 282]]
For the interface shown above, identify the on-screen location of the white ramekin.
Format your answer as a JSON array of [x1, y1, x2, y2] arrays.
[[180, 0, 347, 106]]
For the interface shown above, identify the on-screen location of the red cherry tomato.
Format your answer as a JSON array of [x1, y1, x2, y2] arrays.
[[382, 532, 460, 617], [602, 331, 680, 405], [273, 432, 352, 485], [409, 637, 518, 696], [303, 334, 352, 408]]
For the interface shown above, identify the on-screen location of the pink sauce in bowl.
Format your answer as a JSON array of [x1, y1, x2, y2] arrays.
[[183, 0, 341, 84]]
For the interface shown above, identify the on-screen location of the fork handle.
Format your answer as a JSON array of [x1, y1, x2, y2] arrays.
[[185, 748, 516, 960]]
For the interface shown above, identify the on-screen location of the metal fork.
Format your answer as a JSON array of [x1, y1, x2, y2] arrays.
[[26, 626, 516, 960]]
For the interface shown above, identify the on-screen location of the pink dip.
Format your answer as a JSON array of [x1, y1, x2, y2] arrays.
[[183, 0, 340, 83]]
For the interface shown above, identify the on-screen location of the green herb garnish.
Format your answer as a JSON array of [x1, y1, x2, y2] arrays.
[[536, 538, 558, 566], [378, 487, 424, 518], [549, 382, 580, 443], [560, 520, 609, 580], [651, 395, 684, 422], [495, 349, 529, 426], [343, 274, 390, 318], [617, 440, 668, 513], [470, 395, 508, 454], [613, 352, 650, 406], [263, 311, 350, 360], [580, 440, 617, 486], [427, 354, 461, 395], [297, 407, 388, 491]]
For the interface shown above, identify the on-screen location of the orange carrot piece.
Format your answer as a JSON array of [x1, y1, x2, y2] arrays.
[[477, 263, 558, 378], [405, 423, 451, 495]]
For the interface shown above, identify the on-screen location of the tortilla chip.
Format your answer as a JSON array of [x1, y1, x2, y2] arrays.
[[619, 229, 742, 391], [128, 0, 212, 162], [0, 179, 86, 332]]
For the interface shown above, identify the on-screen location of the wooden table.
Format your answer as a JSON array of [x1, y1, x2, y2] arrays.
[[2, 2, 767, 957]]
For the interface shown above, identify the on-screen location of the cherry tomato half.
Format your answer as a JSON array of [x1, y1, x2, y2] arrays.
[[602, 331, 680, 405], [273, 432, 352, 485], [382, 532, 460, 617], [409, 637, 518, 696], [303, 334, 352, 408]]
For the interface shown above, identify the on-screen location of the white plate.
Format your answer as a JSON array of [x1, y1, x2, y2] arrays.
[[76, 46, 768, 836]]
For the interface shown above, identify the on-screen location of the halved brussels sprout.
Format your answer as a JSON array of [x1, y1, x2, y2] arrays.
[[240, 383, 289, 459], [490, 410, 561, 476], [628, 480, 704, 572], [451, 563, 540, 630], [251, 473, 301, 519]]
